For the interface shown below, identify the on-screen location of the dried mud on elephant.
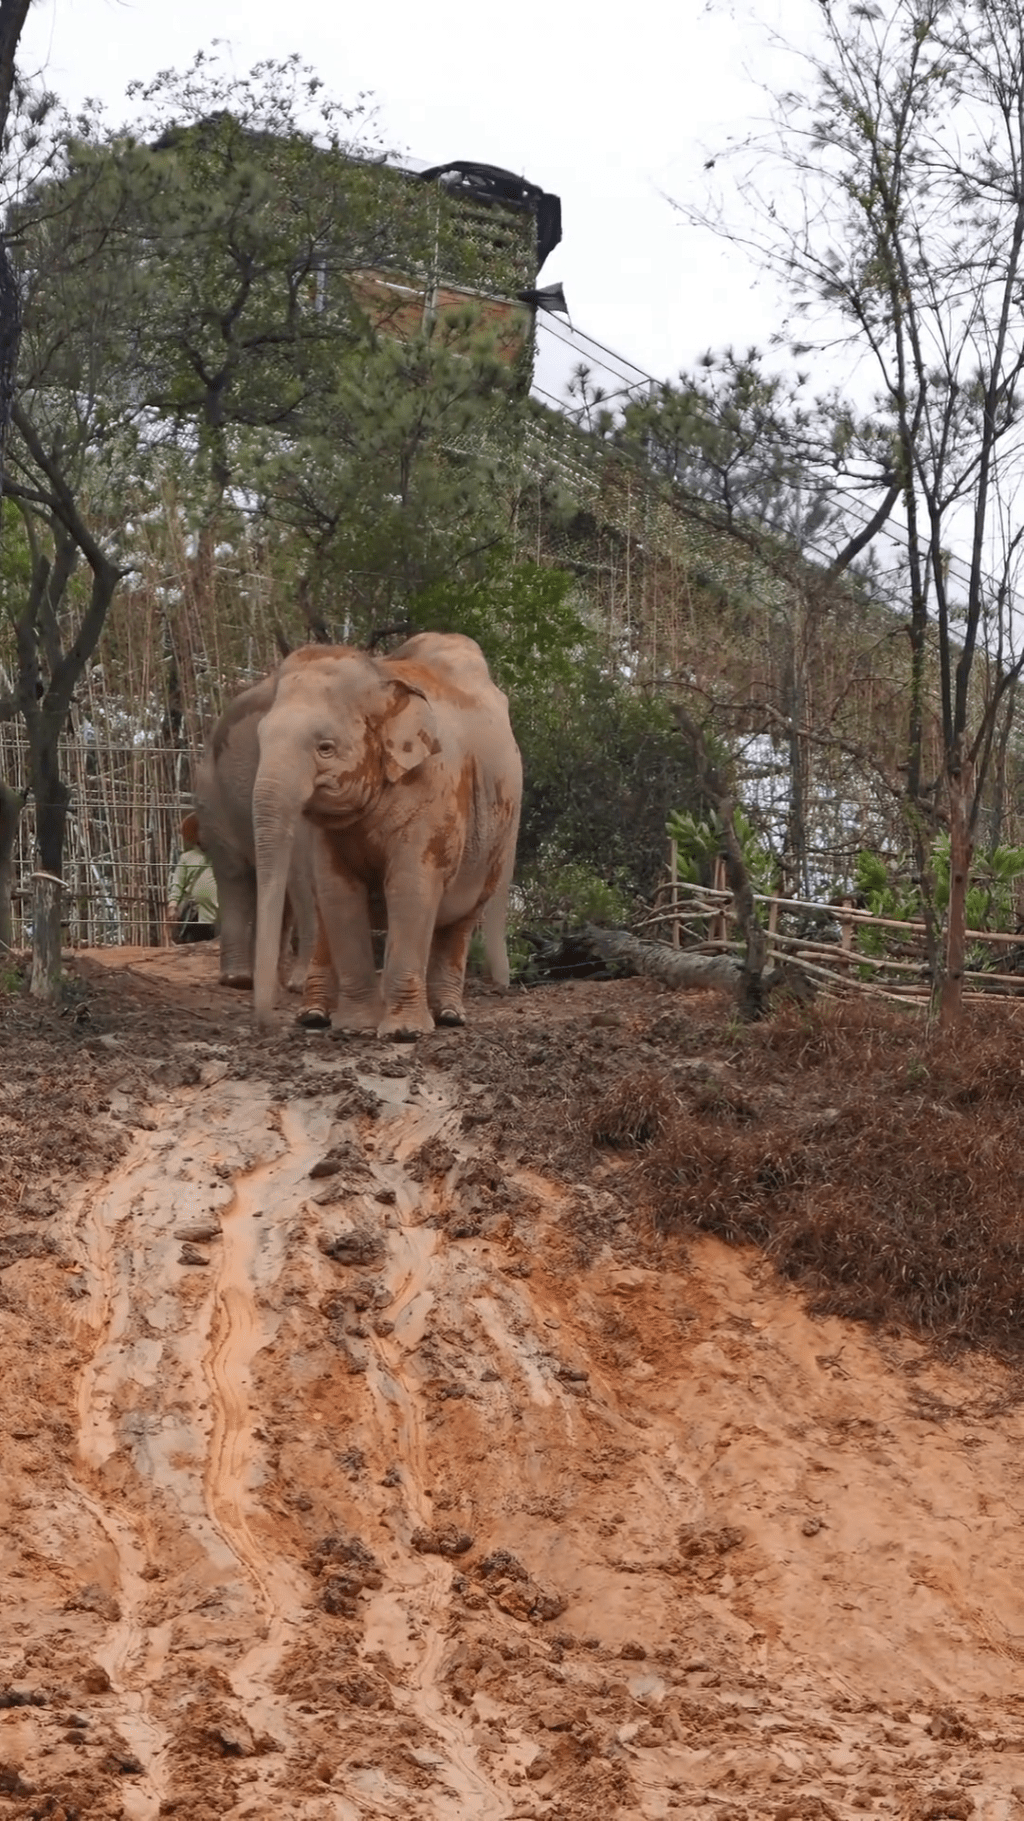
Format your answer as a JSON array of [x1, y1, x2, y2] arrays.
[[4, 945, 1024, 1819]]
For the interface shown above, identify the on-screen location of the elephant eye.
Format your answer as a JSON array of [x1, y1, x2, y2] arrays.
[[316, 739, 336, 757]]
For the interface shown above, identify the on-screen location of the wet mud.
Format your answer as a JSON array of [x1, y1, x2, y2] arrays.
[[4, 949, 1024, 1817]]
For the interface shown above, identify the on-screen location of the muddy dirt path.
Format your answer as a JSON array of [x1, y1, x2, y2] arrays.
[[5, 954, 1024, 1817]]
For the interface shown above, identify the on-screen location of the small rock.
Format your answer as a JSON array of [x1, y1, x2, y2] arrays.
[[802, 1516, 825, 1537], [620, 1640, 647, 1660], [556, 1365, 589, 1382], [81, 1663, 112, 1693], [449, 1216, 482, 1239], [479, 1549, 529, 1580], [175, 1224, 220, 1243], [531, 1584, 568, 1621], [66, 1583, 121, 1622], [310, 1154, 343, 1179], [212, 1719, 255, 1758], [0, 1686, 46, 1710], [112, 1752, 145, 1775], [0, 1763, 34, 1796], [411, 1524, 474, 1556], [906, 1796, 974, 1821], [526, 1751, 553, 1782], [178, 1244, 210, 1267], [320, 1228, 386, 1268]]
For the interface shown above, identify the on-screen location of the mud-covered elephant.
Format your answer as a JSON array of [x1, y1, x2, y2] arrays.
[[193, 674, 319, 991], [252, 631, 522, 1037]]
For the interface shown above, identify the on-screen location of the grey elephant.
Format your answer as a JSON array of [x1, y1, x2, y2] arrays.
[[252, 632, 521, 1037], [193, 673, 319, 991]]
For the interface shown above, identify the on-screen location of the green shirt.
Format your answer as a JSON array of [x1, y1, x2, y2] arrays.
[[169, 848, 219, 924]]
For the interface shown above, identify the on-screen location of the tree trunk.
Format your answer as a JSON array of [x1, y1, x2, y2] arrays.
[[29, 871, 62, 998], [584, 926, 744, 994], [781, 601, 809, 899], [29, 745, 69, 999], [582, 926, 814, 1005], [0, 778, 21, 953], [988, 676, 1017, 854], [939, 757, 974, 1031]]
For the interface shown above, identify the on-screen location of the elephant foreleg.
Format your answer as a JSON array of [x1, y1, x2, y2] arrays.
[[378, 869, 444, 1040], [297, 908, 340, 1029], [312, 842, 383, 1033]]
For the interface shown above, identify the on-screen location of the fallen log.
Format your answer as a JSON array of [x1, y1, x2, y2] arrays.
[[582, 925, 744, 993], [581, 926, 816, 1005]]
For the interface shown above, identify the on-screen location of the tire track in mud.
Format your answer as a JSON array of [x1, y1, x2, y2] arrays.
[[200, 1102, 312, 1734], [69, 1090, 330, 1811], [73, 1130, 172, 1821], [364, 1102, 513, 1819]]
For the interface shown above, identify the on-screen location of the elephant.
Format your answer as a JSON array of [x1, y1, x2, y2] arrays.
[[193, 673, 319, 991], [252, 631, 522, 1038]]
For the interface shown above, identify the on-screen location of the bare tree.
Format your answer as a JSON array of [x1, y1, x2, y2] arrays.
[[681, 0, 1024, 1025]]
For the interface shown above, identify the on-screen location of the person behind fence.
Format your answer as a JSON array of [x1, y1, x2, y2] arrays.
[[166, 814, 219, 945]]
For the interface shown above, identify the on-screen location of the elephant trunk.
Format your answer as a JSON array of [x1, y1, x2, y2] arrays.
[[252, 771, 304, 1028]]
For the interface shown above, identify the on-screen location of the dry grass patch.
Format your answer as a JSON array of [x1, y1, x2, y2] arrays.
[[594, 999, 1024, 1356]]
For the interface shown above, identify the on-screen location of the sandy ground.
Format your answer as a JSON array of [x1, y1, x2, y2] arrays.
[[3, 944, 1024, 1819]]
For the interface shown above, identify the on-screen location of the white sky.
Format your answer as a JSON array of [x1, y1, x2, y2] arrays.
[[19, 0, 816, 406]]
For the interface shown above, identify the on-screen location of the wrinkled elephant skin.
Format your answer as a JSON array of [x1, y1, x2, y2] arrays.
[[252, 633, 521, 1038]]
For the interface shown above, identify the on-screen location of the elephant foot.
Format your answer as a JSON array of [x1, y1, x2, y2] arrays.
[[331, 996, 385, 1034], [297, 1007, 331, 1030], [220, 970, 253, 990], [433, 1006, 466, 1028], [377, 1010, 435, 1041]]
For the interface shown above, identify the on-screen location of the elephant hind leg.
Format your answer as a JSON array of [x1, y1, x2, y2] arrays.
[[427, 912, 478, 1027], [215, 867, 256, 988]]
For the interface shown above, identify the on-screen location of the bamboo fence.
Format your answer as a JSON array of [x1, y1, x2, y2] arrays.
[[646, 861, 1024, 1004]]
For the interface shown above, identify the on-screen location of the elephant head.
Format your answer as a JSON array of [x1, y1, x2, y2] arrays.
[[251, 646, 440, 1026]]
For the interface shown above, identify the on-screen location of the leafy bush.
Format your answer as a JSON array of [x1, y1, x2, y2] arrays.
[[667, 804, 774, 895], [854, 841, 1024, 962], [512, 860, 632, 932]]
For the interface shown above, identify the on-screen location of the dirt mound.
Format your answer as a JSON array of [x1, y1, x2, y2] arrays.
[[3, 947, 1024, 1817]]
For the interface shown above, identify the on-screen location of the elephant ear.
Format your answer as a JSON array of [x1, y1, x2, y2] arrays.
[[381, 682, 442, 783]]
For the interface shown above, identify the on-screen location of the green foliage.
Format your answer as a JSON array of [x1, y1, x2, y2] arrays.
[[614, 349, 892, 556], [415, 560, 704, 909], [853, 849, 920, 960], [261, 309, 527, 631], [853, 842, 1024, 964], [930, 836, 1024, 935], [505, 862, 632, 982], [6, 50, 532, 632], [513, 861, 632, 932], [515, 660, 705, 904], [410, 562, 585, 699], [667, 803, 775, 894]]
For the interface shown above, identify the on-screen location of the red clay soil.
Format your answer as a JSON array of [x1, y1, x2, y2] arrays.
[[2, 944, 1024, 1820]]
